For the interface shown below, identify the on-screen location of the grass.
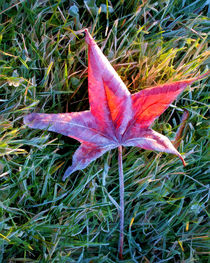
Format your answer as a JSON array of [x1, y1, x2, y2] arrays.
[[0, 0, 209, 262]]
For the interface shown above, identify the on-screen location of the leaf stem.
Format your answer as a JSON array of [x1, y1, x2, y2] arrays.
[[118, 145, 124, 259]]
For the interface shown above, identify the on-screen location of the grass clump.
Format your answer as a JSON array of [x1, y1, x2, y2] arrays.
[[0, 0, 209, 262]]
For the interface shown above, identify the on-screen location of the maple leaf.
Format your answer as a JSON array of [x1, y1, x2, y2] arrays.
[[24, 29, 209, 259], [24, 29, 207, 179]]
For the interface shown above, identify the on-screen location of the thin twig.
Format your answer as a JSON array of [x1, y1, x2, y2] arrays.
[[173, 110, 189, 149]]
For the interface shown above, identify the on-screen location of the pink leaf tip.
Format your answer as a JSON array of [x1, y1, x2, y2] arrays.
[[84, 28, 95, 45]]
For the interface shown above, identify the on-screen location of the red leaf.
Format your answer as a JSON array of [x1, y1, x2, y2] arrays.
[[85, 29, 132, 137], [123, 125, 186, 166], [63, 143, 116, 181], [24, 29, 209, 179], [131, 78, 197, 129], [24, 111, 115, 146]]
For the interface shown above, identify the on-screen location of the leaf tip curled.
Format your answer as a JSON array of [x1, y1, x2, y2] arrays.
[[62, 175, 67, 182], [62, 165, 76, 181], [178, 154, 187, 167]]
